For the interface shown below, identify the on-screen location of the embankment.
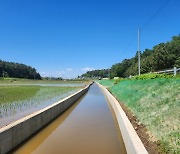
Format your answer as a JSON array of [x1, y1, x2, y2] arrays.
[[98, 79, 180, 153]]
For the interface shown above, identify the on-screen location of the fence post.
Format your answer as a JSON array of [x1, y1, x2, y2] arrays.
[[174, 67, 177, 76]]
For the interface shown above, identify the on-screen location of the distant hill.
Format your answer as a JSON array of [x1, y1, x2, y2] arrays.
[[0, 60, 41, 79], [81, 35, 180, 78], [81, 69, 109, 78]]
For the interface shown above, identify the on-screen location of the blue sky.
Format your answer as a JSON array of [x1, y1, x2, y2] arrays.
[[0, 0, 179, 78]]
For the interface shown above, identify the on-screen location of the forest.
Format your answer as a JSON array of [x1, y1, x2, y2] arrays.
[[0, 60, 41, 79], [81, 35, 180, 78], [81, 69, 110, 78]]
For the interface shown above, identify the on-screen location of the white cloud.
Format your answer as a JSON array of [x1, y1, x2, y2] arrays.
[[40, 70, 65, 78], [40, 71, 46, 75], [66, 68, 73, 71], [40, 67, 94, 79], [81, 67, 95, 72], [40, 71, 51, 77]]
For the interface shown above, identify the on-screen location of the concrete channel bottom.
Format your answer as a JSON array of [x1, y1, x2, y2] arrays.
[[12, 84, 126, 154]]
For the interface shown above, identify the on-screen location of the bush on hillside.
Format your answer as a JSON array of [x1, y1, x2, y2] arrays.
[[132, 73, 173, 80], [114, 78, 125, 84]]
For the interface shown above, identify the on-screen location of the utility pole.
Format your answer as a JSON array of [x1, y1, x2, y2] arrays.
[[3, 70, 4, 78], [138, 29, 141, 75], [108, 69, 110, 79]]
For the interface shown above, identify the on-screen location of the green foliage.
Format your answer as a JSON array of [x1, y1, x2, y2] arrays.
[[111, 59, 134, 78], [81, 69, 110, 78], [132, 73, 174, 80], [114, 78, 125, 84], [110, 35, 180, 78], [152, 43, 175, 70], [175, 73, 180, 78], [0, 60, 41, 79], [83, 35, 179, 79]]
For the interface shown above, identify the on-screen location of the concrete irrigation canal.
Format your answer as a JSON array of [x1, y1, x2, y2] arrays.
[[12, 83, 126, 154], [0, 83, 147, 154]]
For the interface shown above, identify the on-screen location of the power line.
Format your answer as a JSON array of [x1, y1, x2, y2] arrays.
[[124, 34, 137, 52], [141, 0, 171, 30], [138, 29, 141, 75], [123, 0, 171, 52]]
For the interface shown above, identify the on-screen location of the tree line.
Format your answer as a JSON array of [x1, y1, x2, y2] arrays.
[[81, 69, 110, 78], [0, 60, 41, 79], [81, 35, 180, 78]]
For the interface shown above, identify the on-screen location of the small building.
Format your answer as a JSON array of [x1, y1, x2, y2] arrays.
[[114, 77, 119, 80], [102, 78, 109, 80]]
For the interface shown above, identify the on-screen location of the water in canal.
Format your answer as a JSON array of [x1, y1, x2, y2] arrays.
[[13, 84, 126, 154]]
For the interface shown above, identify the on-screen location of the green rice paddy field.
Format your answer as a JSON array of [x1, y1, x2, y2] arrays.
[[0, 77, 88, 84], [98, 78, 180, 153], [0, 86, 80, 104], [0, 78, 87, 127]]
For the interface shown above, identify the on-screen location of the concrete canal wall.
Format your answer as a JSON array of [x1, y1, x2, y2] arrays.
[[0, 84, 92, 154], [97, 83, 148, 154]]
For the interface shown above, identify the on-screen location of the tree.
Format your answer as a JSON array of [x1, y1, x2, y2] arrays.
[[81, 35, 180, 78], [0, 60, 41, 79]]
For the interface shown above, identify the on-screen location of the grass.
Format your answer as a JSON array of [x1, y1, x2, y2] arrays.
[[99, 78, 180, 153], [97, 79, 115, 87]]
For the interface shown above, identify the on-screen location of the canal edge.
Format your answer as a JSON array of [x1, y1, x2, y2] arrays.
[[96, 82, 148, 154]]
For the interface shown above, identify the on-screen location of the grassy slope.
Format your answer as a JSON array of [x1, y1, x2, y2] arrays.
[[98, 79, 180, 153], [98, 79, 115, 87]]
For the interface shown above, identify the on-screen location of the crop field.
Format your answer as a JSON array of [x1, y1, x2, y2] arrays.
[[0, 86, 40, 104], [0, 77, 88, 85], [0, 85, 81, 118], [0, 78, 87, 127], [98, 78, 180, 153]]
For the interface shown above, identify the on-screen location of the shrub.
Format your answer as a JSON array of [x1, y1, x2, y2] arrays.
[[132, 73, 174, 80], [114, 78, 125, 84]]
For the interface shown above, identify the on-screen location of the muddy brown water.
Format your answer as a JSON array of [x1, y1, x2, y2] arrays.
[[12, 84, 126, 154]]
